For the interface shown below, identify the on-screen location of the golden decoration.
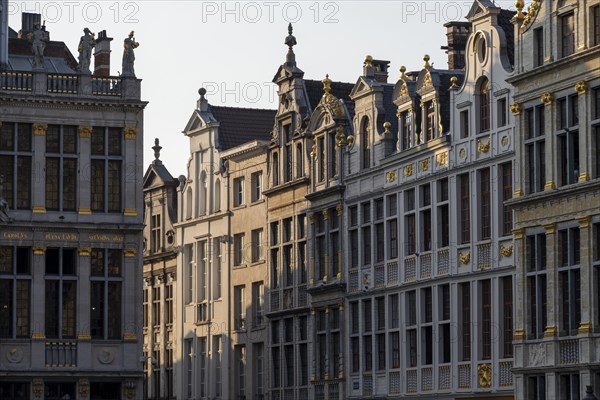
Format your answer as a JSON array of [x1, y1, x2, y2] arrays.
[[515, 0, 525, 19], [386, 171, 397, 183], [31, 332, 46, 339], [420, 159, 429, 172], [423, 73, 432, 87], [78, 208, 92, 215], [509, 103, 522, 116], [544, 223, 556, 235], [399, 65, 408, 80], [522, 0, 542, 32], [513, 188, 523, 197], [574, 80, 588, 95], [500, 243, 513, 257], [124, 127, 137, 140], [77, 332, 92, 340], [543, 325, 557, 338], [336, 203, 343, 216], [477, 363, 492, 388], [123, 208, 137, 217], [459, 148, 466, 159], [335, 125, 348, 147], [310, 143, 317, 159], [32, 205, 46, 214], [544, 180, 555, 190], [364, 55, 373, 67], [32, 123, 48, 136], [403, 164, 414, 177], [578, 216, 591, 229], [322, 209, 329, 220], [399, 84, 409, 97], [459, 252, 471, 264], [513, 329, 525, 340], [347, 135, 354, 146], [423, 54, 431, 69], [450, 76, 458, 88], [32, 246, 46, 255], [123, 333, 137, 341], [540, 92, 553, 106], [383, 121, 392, 134], [78, 126, 92, 138], [124, 248, 137, 257], [78, 379, 90, 398], [33, 379, 44, 399], [501, 136, 509, 146], [309, 214, 315, 224], [578, 172, 590, 182], [512, 228, 525, 239], [477, 138, 491, 154], [578, 321, 592, 334], [436, 152, 448, 166], [78, 247, 92, 257]]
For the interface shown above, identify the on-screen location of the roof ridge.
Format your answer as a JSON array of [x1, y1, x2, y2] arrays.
[[209, 105, 276, 112]]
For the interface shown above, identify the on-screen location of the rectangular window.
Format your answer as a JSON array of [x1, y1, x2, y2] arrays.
[[251, 228, 263, 262], [388, 219, 398, 259], [90, 248, 122, 339], [252, 281, 264, 327], [528, 375, 546, 400], [364, 335, 373, 371], [296, 143, 303, 178], [0, 247, 31, 338], [233, 177, 244, 207], [375, 222, 384, 263], [561, 12, 575, 58], [389, 293, 399, 329], [527, 234, 548, 339], [234, 285, 246, 330], [234, 233, 244, 266], [236, 345, 246, 398], [557, 96, 580, 186], [318, 136, 325, 182], [363, 299, 372, 332], [459, 173, 471, 244], [45, 125, 77, 211], [254, 343, 264, 398], [150, 214, 161, 253], [390, 331, 400, 368], [0, 122, 31, 210], [500, 162, 513, 236], [461, 282, 471, 361], [362, 226, 371, 266], [45, 248, 78, 339], [460, 110, 469, 138], [502, 276, 514, 358], [251, 172, 262, 202], [401, 111, 411, 150], [479, 168, 491, 240], [559, 373, 580, 400], [593, 5, 600, 47], [405, 214, 416, 255], [534, 27, 544, 67], [559, 228, 581, 336], [498, 97, 507, 127], [351, 337, 360, 372], [481, 279, 492, 360], [91, 127, 122, 212], [425, 101, 436, 141], [283, 124, 292, 183]]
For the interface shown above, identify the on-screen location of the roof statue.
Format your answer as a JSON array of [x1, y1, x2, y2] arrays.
[[29, 22, 48, 70], [122, 30, 139, 77], [152, 138, 163, 165], [78, 28, 96, 74]]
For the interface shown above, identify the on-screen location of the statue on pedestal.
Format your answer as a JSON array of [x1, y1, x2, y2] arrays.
[[78, 28, 96, 74], [29, 23, 48, 70], [122, 31, 139, 77]]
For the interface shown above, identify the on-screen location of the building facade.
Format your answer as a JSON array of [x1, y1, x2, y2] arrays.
[[0, 9, 146, 400], [509, 0, 600, 399]]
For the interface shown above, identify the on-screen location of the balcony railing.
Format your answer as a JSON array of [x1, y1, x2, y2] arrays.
[[387, 261, 399, 285], [421, 367, 433, 391], [458, 363, 471, 389], [92, 76, 122, 96], [477, 242, 492, 269], [406, 368, 417, 393], [499, 360, 513, 387], [374, 264, 385, 288], [47, 74, 78, 93], [437, 248, 449, 275], [404, 256, 417, 282], [560, 339, 579, 364], [438, 364, 451, 390], [389, 371, 401, 394], [270, 290, 280, 311], [349, 270, 359, 292], [45, 341, 77, 367], [420, 253, 432, 279], [1, 71, 33, 91]]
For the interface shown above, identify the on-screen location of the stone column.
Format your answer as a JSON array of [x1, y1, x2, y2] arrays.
[[511, 105, 524, 198], [543, 223, 558, 338], [542, 96, 556, 191], [77, 126, 92, 216], [577, 216, 592, 334], [30, 245, 46, 369], [31, 123, 47, 214], [123, 127, 138, 218], [77, 247, 92, 370], [575, 82, 590, 183], [512, 228, 527, 365]]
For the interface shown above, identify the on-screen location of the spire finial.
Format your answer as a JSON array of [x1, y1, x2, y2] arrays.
[[515, 0, 525, 19], [364, 55, 373, 67], [399, 66, 408, 80], [322, 74, 332, 95], [284, 23, 297, 67], [152, 138, 162, 163], [423, 54, 431, 69]]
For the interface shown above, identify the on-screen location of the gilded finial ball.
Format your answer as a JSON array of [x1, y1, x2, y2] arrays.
[[424, 54, 430, 62], [383, 122, 392, 132], [400, 66, 406, 73], [515, 0, 524, 9], [199, 88, 207, 96], [450, 76, 458, 85], [364, 55, 373, 66]]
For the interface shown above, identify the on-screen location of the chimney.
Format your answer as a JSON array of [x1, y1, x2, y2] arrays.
[[442, 21, 472, 70], [18, 13, 43, 39], [94, 30, 113, 76], [372, 59, 390, 83], [0, 0, 8, 68]]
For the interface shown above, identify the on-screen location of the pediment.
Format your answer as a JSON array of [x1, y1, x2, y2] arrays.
[[182, 110, 215, 134], [466, 0, 497, 20]]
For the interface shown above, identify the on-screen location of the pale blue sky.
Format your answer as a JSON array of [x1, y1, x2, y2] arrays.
[[8, 0, 516, 177]]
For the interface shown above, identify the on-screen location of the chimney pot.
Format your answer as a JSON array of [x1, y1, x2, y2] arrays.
[[94, 30, 113, 76]]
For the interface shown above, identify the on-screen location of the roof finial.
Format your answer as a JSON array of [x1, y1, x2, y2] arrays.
[[284, 23, 297, 67], [515, 0, 525, 19], [322, 74, 332, 95], [399, 66, 408, 80], [153, 138, 162, 164], [423, 54, 431, 69]]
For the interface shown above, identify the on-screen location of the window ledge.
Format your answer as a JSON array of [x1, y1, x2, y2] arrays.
[[250, 260, 265, 266]]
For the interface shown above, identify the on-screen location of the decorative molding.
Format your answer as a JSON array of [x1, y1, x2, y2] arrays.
[[124, 248, 137, 257], [32, 123, 48, 136], [124, 127, 138, 140], [459, 252, 470, 265], [544, 55, 554, 62], [543, 325, 557, 338], [78, 379, 90, 399], [322, 209, 329, 220], [578, 321, 592, 334], [513, 329, 526, 340], [386, 171, 397, 183], [578, 216, 591, 229], [501, 135, 509, 147], [123, 332, 137, 341], [123, 208, 137, 217], [477, 363, 492, 388], [544, 223, 556, 235], [459, 148, 466, 159], [420, 159, 429, 172], [78, 208, 92, 215], [574, 81, 588, 95], [31, 332, 46, 339], [477, 138, 490, 154], [540, 92, 553, 106], [336, 203, 343, 216], [513, 188, 523, 197], [32, 246, 46, 255], [32, 206, 46, 214], [436, 152, 448, 166], [500, 243, 513, 257], [522, 0, 542, 32], [512, 228, 525, 239], [33, 379, 44, 399], [78, 126, 92, 138], [578, 172, 590, 182], [77, 332, 92, 340], [403, 164, 413, 177], [78, 247, 92, 257], [509, 103, 522, 116], [544, 180, 555, 190]]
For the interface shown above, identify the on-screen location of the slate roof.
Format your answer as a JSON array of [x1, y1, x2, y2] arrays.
[[209, 106, 276, 151], [8, 37, 78, 72], [498, 9, 516, 66], [304, 79, 356, 118]]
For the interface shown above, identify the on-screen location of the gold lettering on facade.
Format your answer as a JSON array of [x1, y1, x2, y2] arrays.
[[44, 232, 79, 241]]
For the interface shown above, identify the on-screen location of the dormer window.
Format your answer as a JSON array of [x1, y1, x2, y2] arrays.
[[425, 101, 435, 141], [283, 124, 292, 183], [400, 111, 411, 150], [329, 132, 338, 179], [361, 117, 371, 169], [318, 136, 325, 182], [478, 78, 490, 133]]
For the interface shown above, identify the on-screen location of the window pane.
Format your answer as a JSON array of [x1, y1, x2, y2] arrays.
[[46, 125, 60, 153], [0, 246, 12, 273], [108, 282, 122, 339], [62, 281, 76, 338], [45, 281, 59, 338], [63, 126, 77, 154], [16, 156, 31, 209], [108, 128, 122, 156], [17, 123, 31, 152], [63, 159, 77, 211], [0, 280, 12, 337], [16, 280, 30, 337], [91, 127, 105, 155], [0, 123, 14, 150], [91, 160, 104, 211], [90, 281, 104, 338], [0, 156, 13, 208], [108, 249, 121, 277], [108, 161, 121, 212], [45, 158, 59, 210]]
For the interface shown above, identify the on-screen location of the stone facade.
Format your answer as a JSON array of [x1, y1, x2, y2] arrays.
[[0, 9, 146, 400], [508, 0, 600, 399]]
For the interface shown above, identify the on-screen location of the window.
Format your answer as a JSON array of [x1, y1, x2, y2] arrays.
[[0, 122, 31, 209], [152, 285, 161, 327], [295, 143, 303, 178], [45, 125, 77, 211], [90, 248, 122, 339], [559, 373, 580, 400], [460, 282, 471, 361], [214, 178, 221, 211], [527, 234, 548, 339], [388, 218, 398, 259], [91, 127, 122, 212], [561, 12, 575, 58], [0, 383, 30, 400], [525, 106, 546, 193], [233, 177, 244, 207], [283, 123, 292, 183], [361, 117, 371, 169], [165, 283, 173, 325], [251, 172, 262, 202], [329, 131, 338, 178], [498, 97, 507, 127], [593, 5, 600, 47], [460, 110, 469, 138], [252, 281, 264, 327], [534, 27, 544, 67], [362, 225, 372, 266], [478, 78, 490, 132], [317, 136, 325, 182], [234, 233, 244, 266], [0, 247, 31, 338], [251, 228, 263, 262], [214, 335, 222, 397], [185, 339, 193, 399], [199, 337, 207, 397], [479, 168, 491, 240], [254, 343, 265, 398], [400, 110, 411, 150], [557, 96, 580, 186], [559, 228, 581, 336], [45, 248, 77, 339], [406, 290, 417, 367], [420, 184, 432, 252], [528, 375, 546, 400], [438, 178, 449, 247], [425, 101, 436, 141], [184, 244, 193, 304], [405, 189, 416, 255], [481, 279, 492, 360], [439, 284, 451, 363], [150, 214, 161, 253], [421, 287, 433, 365], [272, 152, 279, 186], [197, 241, 208, 305], [44, 383, 75, 400], [234, 285, 246, 330], [502, 276, 514, 358], [459, 173, 471, 244], [500, 163, 513, 236]]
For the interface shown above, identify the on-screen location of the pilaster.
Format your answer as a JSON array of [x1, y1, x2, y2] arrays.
[[544, 223, 558, 337]]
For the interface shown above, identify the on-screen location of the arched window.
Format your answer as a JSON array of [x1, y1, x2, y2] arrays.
[[200, 171, 207, 215], [214, 178, 221, 212], [185, 188, 193, 220], [361, 117, 370, 169], [479, 78, 490, 132]]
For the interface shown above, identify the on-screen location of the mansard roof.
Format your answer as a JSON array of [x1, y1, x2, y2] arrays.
[[209, 106, 276, 151], [304, 79, 355, 118], [8, 37, 77, 72]]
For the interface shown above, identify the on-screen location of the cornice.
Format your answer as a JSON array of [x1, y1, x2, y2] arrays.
[[0, 96, 148, 111]]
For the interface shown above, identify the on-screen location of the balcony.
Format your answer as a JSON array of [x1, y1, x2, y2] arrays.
[[1, 70, 140, 100], [45, 341, 77, 367]]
